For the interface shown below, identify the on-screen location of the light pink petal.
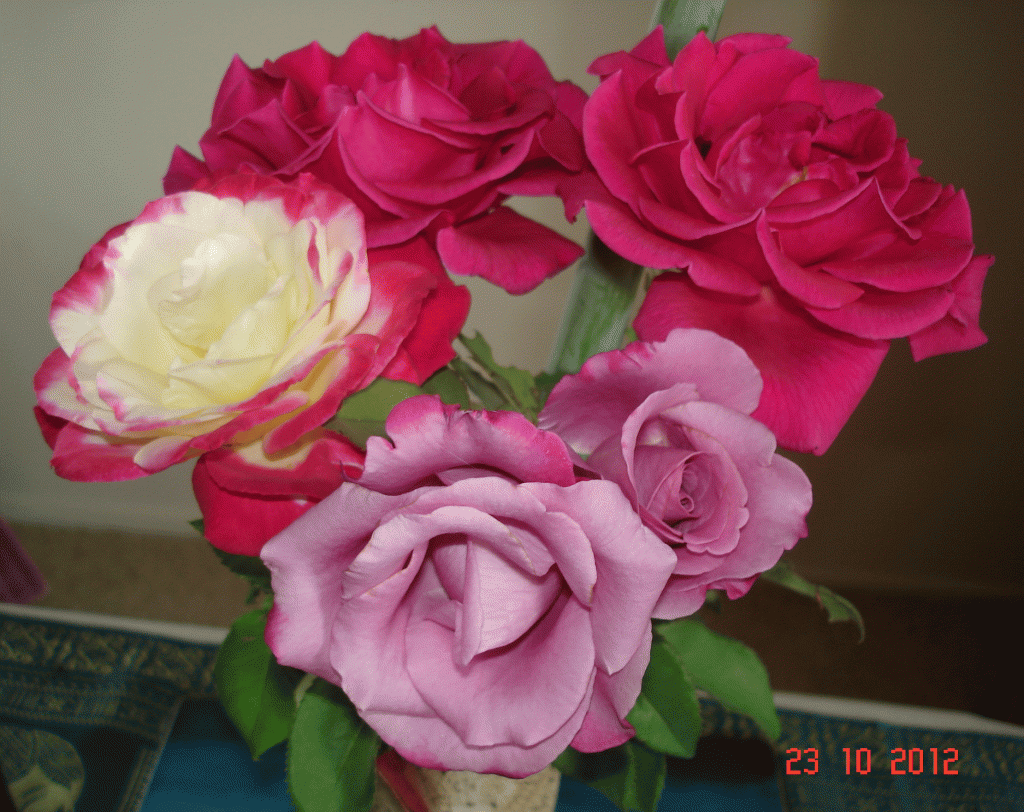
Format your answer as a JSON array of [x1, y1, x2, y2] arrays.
[[406, 591, 594, 749], [361, 396, 578, 492], [571, 625, 651, 752], [540, 328, 762, 455], [262, 484, 415, 683]]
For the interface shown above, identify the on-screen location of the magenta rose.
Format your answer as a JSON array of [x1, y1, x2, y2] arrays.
[[261, 395, 676, 776], [34, 172, 467, 481], [165, 27, 593, 293], [583, 28, 991, 453], [539, 329, 812, 619]]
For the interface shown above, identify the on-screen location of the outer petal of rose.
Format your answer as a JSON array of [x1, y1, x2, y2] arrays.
[[571, 624, 651, 752], [821, 79, 883, 119], [192, 459, 315, 556], [34, 407, 152, 481], [195, 431, 363, 555], [908, 253, 990, 360], [262, 484, 414, 683], [807, 285, 954, 341], [162, 146, 210, 194], [374, 240, 470, 385], [361, 396, 578, 492], [435, 207, 584, 294], [585, 198, 724, 272], [636, 273, 890, 454], [211, 430, 361, 495], [363, 674, 595, 778], [540, 328, 762, 455], [583, 69, 656, 209]]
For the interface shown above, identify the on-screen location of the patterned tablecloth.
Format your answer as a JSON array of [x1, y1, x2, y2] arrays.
[[2, 603, 1022, 812]]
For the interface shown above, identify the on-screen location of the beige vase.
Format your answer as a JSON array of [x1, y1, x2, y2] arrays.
[[372, 759, 561, 812]]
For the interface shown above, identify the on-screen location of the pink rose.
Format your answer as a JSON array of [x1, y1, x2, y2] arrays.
[[165, 28, 592, 293], [539, 329, 812, 619], [261, 396, 676, 777], [193, 429, 363, 556], [583, 29, 991, 453], [35, 172, 467, 481]]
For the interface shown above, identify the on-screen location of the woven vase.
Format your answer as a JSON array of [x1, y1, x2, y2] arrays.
[[373, 759, 561, 812]]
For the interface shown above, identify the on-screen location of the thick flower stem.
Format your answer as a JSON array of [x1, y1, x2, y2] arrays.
[[546, 0, 727, 376], [546, 234, 649, 374], [651, 0, 727, 57]]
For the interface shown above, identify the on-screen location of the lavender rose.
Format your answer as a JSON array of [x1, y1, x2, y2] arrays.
[[540, 328, 813, 618], [261, 396, 675, 777]]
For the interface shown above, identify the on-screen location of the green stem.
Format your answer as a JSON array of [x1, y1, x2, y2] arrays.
[[546, 235, 648, 374], [545, 0, 727, 375], [651, 0, 727, 57]]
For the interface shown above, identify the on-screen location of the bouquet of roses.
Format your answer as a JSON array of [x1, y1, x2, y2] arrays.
[[32, 1, 989, 810]]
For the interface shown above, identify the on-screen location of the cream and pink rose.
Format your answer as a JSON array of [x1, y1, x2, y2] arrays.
[[165, 27, 593, 294], [35, 172, 468, 481], [583, 29, 990, 453], [261, 395, 676, 777], [540, 329, 813, 619]]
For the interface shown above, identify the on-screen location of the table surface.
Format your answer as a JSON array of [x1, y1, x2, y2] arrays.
[[2, 602, 1022, 812]]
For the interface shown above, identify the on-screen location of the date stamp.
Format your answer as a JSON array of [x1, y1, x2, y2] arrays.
[[785, 747, 960, 776]]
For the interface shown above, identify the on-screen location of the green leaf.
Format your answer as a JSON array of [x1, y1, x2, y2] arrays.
[[626, 637, 701, 758], [331, 377, 422, 447], [458, 332, 542, 418], [421, 366, 472, 408], [214, 608, 302, 759], [651, 0, 728, 58], [287, 679, 381, 812], [591, 740, 666, 812], [210, 546, 273, 600], [449, 356, 507, 410], [189, 518, 204, 535], [554, 741, 665, 812], [760, 561, 866, 642], [657, 618, 781, 740]]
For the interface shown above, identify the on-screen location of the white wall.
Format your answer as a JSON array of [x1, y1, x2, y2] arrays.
[[3, 1, 1021, 595]]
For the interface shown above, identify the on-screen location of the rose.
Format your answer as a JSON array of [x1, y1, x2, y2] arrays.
[[34, 172, 468, 481], [261, 395, 676, 776], [539, 329, 813, 619], [165, 27, 593, 294], [583, 29, 991, 453], [192, 429, 363, 556]]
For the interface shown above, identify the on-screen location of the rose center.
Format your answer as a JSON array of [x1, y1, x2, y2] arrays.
[[152, 234, 278, 354], [716, 126, 807, 212]]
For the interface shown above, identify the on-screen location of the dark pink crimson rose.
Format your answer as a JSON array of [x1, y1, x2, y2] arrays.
[[583, 28, 991, 453], [540, 329, 813, 619], [34, 172, 467, 481], [261, 396, 676, 776], [165, 27, 593, 293]]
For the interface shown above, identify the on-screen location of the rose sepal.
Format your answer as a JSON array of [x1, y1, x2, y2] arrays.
[[760, 561, 866, 641]]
